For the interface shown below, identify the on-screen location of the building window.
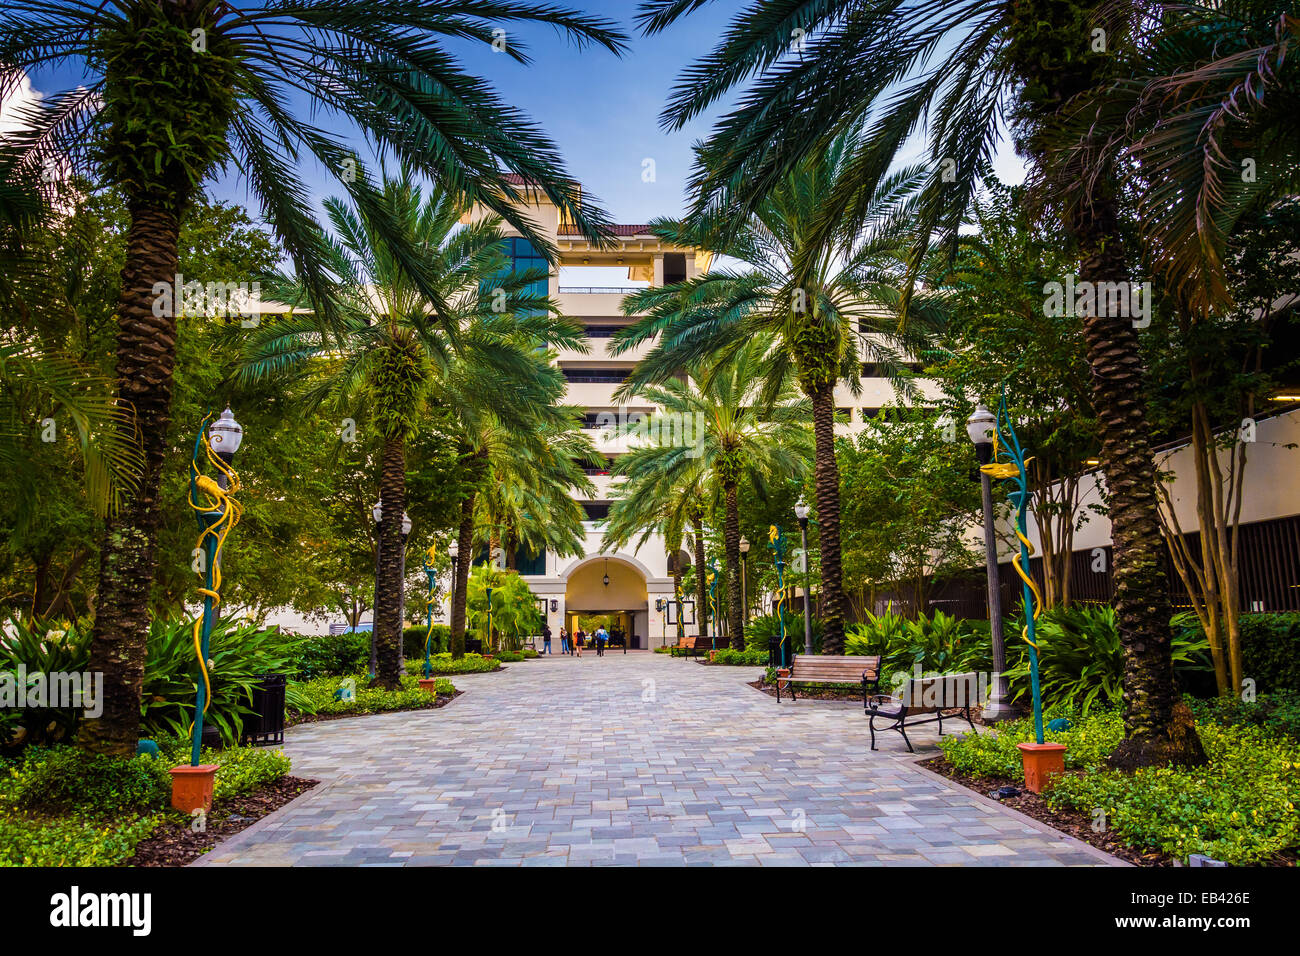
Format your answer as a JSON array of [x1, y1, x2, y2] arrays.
[[562, 368, 631, 384], [501, 237, 549, 312], [663, 253, 686, 285], [581, 501, 611, 521]]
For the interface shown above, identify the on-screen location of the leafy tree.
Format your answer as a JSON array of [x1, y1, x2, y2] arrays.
[[465, 564, 541, 652], [929, 181, 1101, 608], [838, 419, 980, 614], [1, 0, 626, 753], [241, 176, 584, 687], [636, 0, 1206, 766]]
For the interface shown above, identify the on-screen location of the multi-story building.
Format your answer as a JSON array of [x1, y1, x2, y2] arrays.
[[453, 178, 941, 648]]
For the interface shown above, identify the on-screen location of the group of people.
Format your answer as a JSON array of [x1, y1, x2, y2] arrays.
[[540, 622, 623, 657]]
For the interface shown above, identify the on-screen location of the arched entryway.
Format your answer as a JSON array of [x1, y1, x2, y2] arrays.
[[562, 555, 649, 649]]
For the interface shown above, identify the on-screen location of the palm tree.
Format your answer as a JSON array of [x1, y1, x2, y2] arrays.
[[241, 176, 586, 687], [1064, 0, 1298, 697], [634, 0, 1206, 766], [609, 141, 933, 652], [446, 372, 590, 658], [1, 0, 624, 751], [474, 415, 598, 571], [605, 338, 812, 649]]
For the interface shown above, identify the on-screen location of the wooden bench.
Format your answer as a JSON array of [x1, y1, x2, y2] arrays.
[[670, 635, 714, 659], [775, 655, 881, 702], [866, 673, 980, 752]]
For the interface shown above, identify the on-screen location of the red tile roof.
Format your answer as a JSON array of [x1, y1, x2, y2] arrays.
[[558, 224, 654, 237]]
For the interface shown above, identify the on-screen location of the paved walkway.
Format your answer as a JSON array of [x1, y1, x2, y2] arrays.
[[197, 652, 1116, 866]]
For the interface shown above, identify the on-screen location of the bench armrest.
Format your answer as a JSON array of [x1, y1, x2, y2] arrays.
[[866, 694, 900, 713]]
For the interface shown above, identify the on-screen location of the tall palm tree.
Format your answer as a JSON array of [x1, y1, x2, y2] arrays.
[[446, 372, 589, 657], [1, 0, 625, 752], [241, 176, 586, 687], [635, 0, 1206, 766], [609, 143, 933, 652], [473, 412, 598, 569], [606, 338, 812, 649]]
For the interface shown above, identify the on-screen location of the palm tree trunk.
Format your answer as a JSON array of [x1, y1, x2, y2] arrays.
[[1076, 190, 1205, 769], [450, 493, 474, 659], [691, 515, 708, 641], [810, 384, 848, 653], [372, 435, 406, 690], [79, 202, 182, 756], [723, 480, 744, 650]]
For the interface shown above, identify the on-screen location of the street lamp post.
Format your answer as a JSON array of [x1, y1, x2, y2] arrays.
[[769, 525, 789, 668], [448, 540, 460, 634], [967, 405, 1015, 721], [397, 511, 411, 671], [486, 585, 494, 654], [370, 501, 382, 678], [739, 536, 750, 626], [795, 499, 813, 656], [187, 408, 243, 767]]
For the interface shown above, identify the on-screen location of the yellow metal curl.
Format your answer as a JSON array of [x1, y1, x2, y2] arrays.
[[186, 430, 242, 723]]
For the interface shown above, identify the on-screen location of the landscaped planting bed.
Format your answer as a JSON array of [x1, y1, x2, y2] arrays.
[[0, 740, 308, 867], [289, 674, 458, 725], [930, 706, 1300, 866]]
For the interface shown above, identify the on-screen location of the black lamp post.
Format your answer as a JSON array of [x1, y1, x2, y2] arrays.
[[795, 500, 812, 655], [448, 539, 460, 636], [967, 404, 1014, 721], [739, 536, 750, 625]]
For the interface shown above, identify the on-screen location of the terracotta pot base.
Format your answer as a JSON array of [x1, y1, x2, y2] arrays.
[[1016, 742, 1067, 793], [169, 764, 218, 814]]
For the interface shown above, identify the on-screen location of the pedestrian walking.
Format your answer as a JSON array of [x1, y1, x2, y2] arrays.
[[575, 629, 585, 658], [542, 621, 552, 655], [595, 625, 608, 657], [559, 626, 570, 655]]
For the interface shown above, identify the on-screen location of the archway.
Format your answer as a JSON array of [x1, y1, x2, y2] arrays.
[[563, 555, 648, 649]]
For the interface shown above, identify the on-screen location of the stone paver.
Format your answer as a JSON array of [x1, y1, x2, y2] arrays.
[[195, 652, 1117, 866]]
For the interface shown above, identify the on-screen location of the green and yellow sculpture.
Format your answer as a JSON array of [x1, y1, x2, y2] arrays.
[[979, 389, 1046, 745]]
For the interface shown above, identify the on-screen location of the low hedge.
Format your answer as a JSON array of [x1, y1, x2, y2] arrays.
[[402, 653, 500, 676]]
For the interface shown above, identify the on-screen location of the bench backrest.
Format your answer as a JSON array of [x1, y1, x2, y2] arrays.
[[789, 654, 880, 682], [900, 672, 983, 713]]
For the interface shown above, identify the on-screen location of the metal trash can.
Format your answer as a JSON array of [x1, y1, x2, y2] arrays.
[[241, 673, 286, 746]]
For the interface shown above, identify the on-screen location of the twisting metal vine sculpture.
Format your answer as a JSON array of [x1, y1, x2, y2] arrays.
[[186, 413, 242, 765], [979, 388, 1046, 744]]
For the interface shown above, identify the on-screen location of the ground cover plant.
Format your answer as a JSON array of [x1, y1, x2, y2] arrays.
[[0, 740, 292, 866], [938, 708, 1300, 865]]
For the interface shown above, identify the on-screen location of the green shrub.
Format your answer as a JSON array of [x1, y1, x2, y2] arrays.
[[141, 617, 302, 745], [402, 653, 500, 676], [1004, 605, 1211, 712], [0, 619, 95, 748], [937, 707, 1125, 779], [403, 624, 453, 659], [1191, 691, 1300, 741], [0, 812, 162, 867], [744, 612, 822, 655], [846, 609, 990, 683], [707, 648, 767, 666], [2, 747, 171, 815], [1044, 723, 1300, 865], [288, 674, 455, 721], [295, 631, 369, 679], [1230, 613, 1300, 694]]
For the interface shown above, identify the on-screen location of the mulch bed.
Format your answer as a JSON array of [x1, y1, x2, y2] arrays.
[[920, 755, 1174, 866], [127, 776, 319, 867], [287, 689, 462, 726]]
